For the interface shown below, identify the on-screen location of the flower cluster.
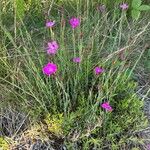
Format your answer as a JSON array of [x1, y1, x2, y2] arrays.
[[42, 12, 125, 112], [43, 17, 81, 76], [97, 3, 129, 12]]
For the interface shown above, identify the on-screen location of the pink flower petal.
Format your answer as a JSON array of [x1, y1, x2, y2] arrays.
[[42, 62, 57, 76], [69, 17, 80, 28], [72, 57, 81, 63], [46, 41, 59, 55], [94, 67, 104, 75], [120, 3, 129, 10], [46, 21, 55, 27], [101, 102, 113, 112]]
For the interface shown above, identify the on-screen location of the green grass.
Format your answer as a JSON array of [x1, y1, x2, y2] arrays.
[[0, 0, 150, 149]]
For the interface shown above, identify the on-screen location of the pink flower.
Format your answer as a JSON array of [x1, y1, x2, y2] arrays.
[[147, 144, 150, 150], [46, 21, 55, 27], [42, 62, 57, 76], [97, 4, 106, 13], [101, 102, 113, 112], [69, 17, 80, 29], [94, 67, 104, 75], [120, 3, 129, 10], [72, 57, 81, 63], [47, 41, 59, 54]]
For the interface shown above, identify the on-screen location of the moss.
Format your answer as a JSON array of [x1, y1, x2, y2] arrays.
[[0, 137, 9, 150], [44, 114, 64, 136]]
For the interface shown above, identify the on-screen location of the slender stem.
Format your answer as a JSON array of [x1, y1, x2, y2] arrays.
[[72, 29, 76, 57]]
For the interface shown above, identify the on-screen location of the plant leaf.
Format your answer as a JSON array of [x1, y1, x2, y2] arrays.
[[132, 0, 142, 8], [138, 5, 150, 11], [16, 0, 26, 19], [25, 0, 32, 11], [131, 9, 141, 20]]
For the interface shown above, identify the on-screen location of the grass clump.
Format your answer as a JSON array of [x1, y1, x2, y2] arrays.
[[61, 72, 147, 149], [44, 113, 64, 136]]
